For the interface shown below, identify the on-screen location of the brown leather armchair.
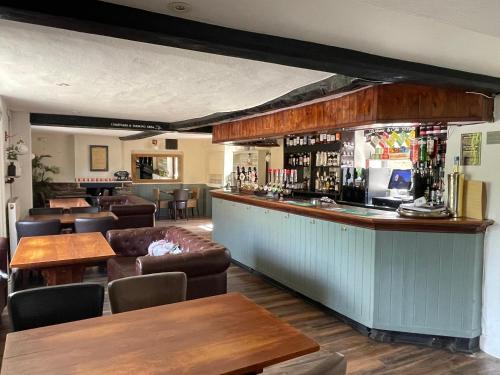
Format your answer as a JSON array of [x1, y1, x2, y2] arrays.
[[106, 227, 230, 300], [0, 238, 9, 313], [98, 195, 156, 229]]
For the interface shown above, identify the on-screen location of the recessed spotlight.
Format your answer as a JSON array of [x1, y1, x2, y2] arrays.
[[167, 1, 191, 13], [56, 82, 71, 87]]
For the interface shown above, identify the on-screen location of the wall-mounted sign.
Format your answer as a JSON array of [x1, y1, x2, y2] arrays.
[[461, 132, 482, 166], [89, 145, 109, 171]]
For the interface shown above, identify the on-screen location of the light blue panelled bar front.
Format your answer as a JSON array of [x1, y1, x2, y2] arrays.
[[213, 196, 485, 339]]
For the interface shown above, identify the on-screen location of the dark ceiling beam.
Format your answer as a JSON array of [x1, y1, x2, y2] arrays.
[[30, 113, 172, 131], [1, 1, 500, 93]]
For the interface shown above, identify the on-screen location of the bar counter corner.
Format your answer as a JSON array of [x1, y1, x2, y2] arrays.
[[211, 190, 493, 352]]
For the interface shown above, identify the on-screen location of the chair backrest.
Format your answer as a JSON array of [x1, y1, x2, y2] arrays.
[[29, 207, 64, 215], [74, 216, 115, 236], [152, 188, 160, 201], [16, 220, 61, 240], [8, 283, 104, 331], [69, 206, 100, 214], [173, 189, 189, 201], [299, 353, 347, 375], [190, 187, 200, 200], [108, 272, 187, 314]]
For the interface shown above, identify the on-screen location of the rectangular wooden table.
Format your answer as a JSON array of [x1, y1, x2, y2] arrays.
[[22, 211, 117, 225], [49, 197, 90, 208], [10, 232, 116, 285], [1, 293, 319, 375]]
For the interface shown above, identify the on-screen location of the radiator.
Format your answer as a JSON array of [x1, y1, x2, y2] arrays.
[[7, 197, 20, 259]]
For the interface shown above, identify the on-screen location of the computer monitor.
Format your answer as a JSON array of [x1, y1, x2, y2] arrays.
[[387, 169, 412, 190]]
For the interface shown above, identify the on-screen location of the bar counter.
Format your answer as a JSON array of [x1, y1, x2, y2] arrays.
[[211, 190, 492, 234], [211, 190, 492, 352]]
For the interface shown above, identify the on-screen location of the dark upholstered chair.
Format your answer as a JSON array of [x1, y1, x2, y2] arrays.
[[69, 206, 100, 214], [168, 189, 189, 220], [108, 272, 187, 314], [74, 216, 115, 237], [0, 238, 9, 314], [16, 220, 61, 240], [8, 283, 104, 331], [298, 353, 347, 375], [28, 207, 64, 215], [187, 187, 200, 217]]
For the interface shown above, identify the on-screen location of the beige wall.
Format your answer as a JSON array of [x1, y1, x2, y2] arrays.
[[122, 138, 224, 184], [74, 134, 123, 180], [31, 131, 76, 182], [30, 133, 224, 185]]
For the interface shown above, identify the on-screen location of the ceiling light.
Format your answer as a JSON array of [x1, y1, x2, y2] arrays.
[[167, 2, 191, 13], [56, 82, 71, 87]]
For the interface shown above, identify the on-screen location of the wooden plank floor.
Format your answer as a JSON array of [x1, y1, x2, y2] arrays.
[[2, 218, 500, 374]]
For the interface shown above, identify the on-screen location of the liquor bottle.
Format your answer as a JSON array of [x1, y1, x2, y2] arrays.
[[418, 136, 427, 162], [253, 167, 258, 183], [311, 136, 316, 145]]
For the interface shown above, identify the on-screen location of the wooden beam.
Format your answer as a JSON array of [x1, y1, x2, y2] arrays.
[[30, 113, 171, 131], [212, 84, 494, 143], [2, 1, 500, 93]]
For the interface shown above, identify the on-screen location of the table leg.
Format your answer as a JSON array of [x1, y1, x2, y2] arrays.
[[41, 265, 86, 286]]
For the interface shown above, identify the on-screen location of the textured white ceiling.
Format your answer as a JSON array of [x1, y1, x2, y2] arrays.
[[31, 125, 212, 139], [0, 20, 332, 121], [103, 0, 500, 78]]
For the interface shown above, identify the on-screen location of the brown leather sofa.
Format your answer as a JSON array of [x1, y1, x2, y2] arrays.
[[0, 238, 9, 313], [98, 195, 156, 229], [106, 227, 230, 300]]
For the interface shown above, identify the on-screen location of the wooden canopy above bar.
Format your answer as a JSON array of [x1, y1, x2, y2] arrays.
[[212, 83, 493, 143], [211, 190, 493, 234]]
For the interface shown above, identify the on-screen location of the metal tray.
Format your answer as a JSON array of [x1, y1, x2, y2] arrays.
[[397, 207, 451, 219]]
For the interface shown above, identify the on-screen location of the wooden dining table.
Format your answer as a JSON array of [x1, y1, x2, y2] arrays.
[[22, 211, 117, 225], [10, 232, 116, 285], [1, 292, 319, 375], [49, 197, 90, 208]]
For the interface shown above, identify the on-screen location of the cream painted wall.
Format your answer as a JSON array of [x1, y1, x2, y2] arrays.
[[446, 97, 500, 358], [74, 134, 123, 179], [121, 138, 223, 184], [31, 131, 75, 182], [29, 133, 224, 186]]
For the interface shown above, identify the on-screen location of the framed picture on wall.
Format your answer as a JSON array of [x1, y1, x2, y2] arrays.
[[89, 145, 109, 171]]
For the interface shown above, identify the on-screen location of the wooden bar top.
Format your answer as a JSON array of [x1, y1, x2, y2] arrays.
[[211, 190, 493, 234]]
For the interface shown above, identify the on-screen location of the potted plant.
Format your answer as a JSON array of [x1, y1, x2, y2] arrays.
[[32, 154, 60, 208], [5, 139, 28, 177]]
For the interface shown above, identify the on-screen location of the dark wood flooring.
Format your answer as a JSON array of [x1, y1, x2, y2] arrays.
[[2, 218, 500, 374]]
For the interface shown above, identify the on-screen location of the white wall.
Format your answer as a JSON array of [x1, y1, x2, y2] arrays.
[[446, 96, 500, 358], [31, 131, 75, 182], [0, 97, 9, 236], [8, 112, 32, 217]]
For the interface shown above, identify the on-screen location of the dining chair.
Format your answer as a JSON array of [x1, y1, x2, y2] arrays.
[[298, 353, 347, 375], [187, 187, 200, 217], [108, 272, 187, 314], [69, 206, 100, 214], [74, 216, 115, 237], [168, 189, 189, 220], [15, 220, 62, 240], [28, 207, 64, 215], [8, 283, 104, 331], [152, 188, 169, 220]]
